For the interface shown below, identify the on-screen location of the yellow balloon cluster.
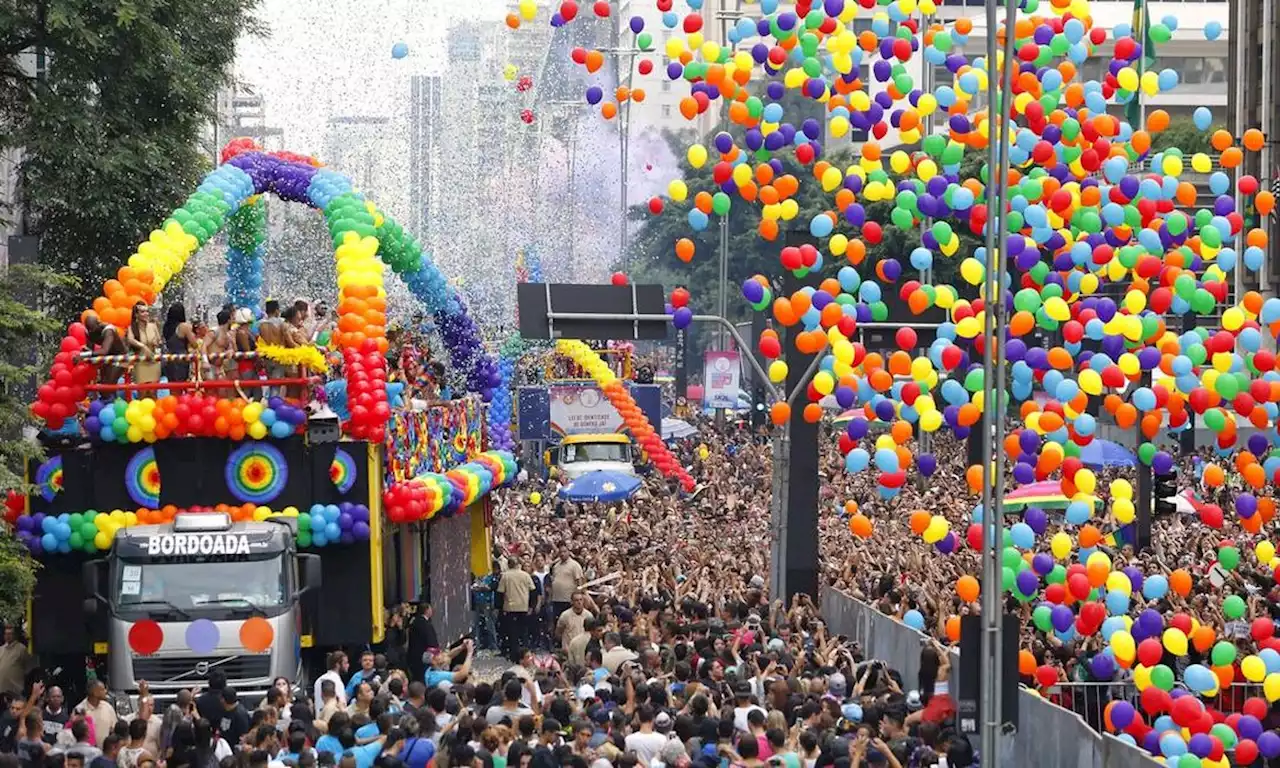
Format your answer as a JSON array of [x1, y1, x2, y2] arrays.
[[125, 221, 201, 293], [1110, 478, 1135, 525]]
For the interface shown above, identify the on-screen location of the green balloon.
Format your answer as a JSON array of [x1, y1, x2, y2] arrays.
[[69, 532, 83, 550], [1203, 409, 1226, 432], [1046, 565, 1066, 585], [891, 208, 914, 229], [636, 32, 652, 50], [1210, 723, 1237, 750], [1014, 289, 1043, 313], [1218, 546, 1240, 571], [1002, 546, 1022, 570], [1002, 566, 1015, 592], [297, 514, 311, 530], [1137, 442, 1156, 465], [297, 531, 312, 549], [870, 302, 888, 321], [964, 368, 985, 393], [1210, 640, 1237, 667], [1151, 664, 1175, 691], [1223, 594, 1246, 619], [931, 221, 953, 243], [1174, 273, 1197, 299], [711, 192, 730, 215]]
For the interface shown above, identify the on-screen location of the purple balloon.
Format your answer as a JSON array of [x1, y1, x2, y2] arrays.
[[1110, 701, 1135, 729], [672, 307, 693, 330], [1122, 566, 1143, 595], [1051, 605, 1074, 632], [1152, 451, 1174, 475], [338, 513, 353, 530], [629, 15, 644, 33], [1015, 570, 1038, 596], [1259, 731, 1280, 758], [847, 418, 868, 440], [1012, 463, 1035, 485], [1024, 507, 1047, 535], [1187, 733, 1213, 758], [917, 454, 937, 477], [935, 532, 956, 555], [1032, 553, 1054, 576], [352, 521, 371, 541], [1237, 493, 1258, 518], [350, 505, 369, 524], [1089, 653, 1114, 680], [1248, 433, 1269, 457], [1238, 715, 1263, 740], [15, 516, 33, 532]]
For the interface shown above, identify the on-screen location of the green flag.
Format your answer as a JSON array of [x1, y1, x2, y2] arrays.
[[1124, 0, 1156, 130]]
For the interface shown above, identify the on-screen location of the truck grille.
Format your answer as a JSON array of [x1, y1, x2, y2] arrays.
[[131, 655, 271, 684]]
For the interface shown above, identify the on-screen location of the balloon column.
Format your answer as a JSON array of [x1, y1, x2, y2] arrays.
[[556, 340, 695, 492], [487, 351, 517, 452], [225, 196, 267, 309], [32, 322, 95, 429]]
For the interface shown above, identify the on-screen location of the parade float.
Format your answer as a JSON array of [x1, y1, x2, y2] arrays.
[[13, 140, 517, 704]]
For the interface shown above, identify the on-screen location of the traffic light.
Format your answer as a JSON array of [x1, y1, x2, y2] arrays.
[[1154, 469, 1178, 518]]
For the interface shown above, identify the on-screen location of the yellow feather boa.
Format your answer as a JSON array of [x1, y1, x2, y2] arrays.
[[256, 341, 330, 373]]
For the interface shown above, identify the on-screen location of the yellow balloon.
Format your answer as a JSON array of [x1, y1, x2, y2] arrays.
[[1266, 672, 1280, 702], [922, 515, 949, 544], [687, 144, 708, 169], [1075, 468, 1097, 495], [1242, 655, 1267, 683], [1110, 631, 1135, 661], [1133, 664, 1151, 691], [1162, 627, 1188, 657], [1105, 571, 1132, 597], [1112, 498, 1135, 524], [768, 360, 789, 383], [529, 491, 542, 505], [1257, 541, 1276, 563], [1050, 531, 1072, 560], [668, 180, 688, 202], [812, 370, 835, 395], [1109, 479, 1133, 500]]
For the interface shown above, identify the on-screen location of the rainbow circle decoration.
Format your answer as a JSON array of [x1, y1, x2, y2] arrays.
[[225, 442, 288, 505], [34, 456, 63, 503], [125, 448, 162, 508], [330, 447, 357, 495]]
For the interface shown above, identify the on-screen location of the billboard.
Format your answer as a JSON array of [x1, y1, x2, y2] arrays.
[[702, 351, 741, 409], [517, 384, 662, 441]]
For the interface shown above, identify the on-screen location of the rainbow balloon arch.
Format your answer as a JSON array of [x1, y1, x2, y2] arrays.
[[30, 139, 513, 452]]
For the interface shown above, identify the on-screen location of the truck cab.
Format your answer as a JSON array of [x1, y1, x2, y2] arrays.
[[549, 433, 637, 481], [81, 512, 320, 709]]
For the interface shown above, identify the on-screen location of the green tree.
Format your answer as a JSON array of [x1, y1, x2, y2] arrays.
[[0, 0, 261, 318], [0, 265, 78, 619]]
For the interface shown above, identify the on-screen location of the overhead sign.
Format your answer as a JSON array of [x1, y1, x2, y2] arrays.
[[517, 283, 669, 340], [702, 351, 741, 409], [549, 385, 623, 435], [144, 533, 259, 557]]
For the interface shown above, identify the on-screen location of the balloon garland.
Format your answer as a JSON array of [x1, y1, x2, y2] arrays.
[[225, 195, 267, 308], [383, 450, 517, 523], [225, 442, 289, 505], [556, 340, 695, 492], [487, 350, 517, 452], [34, 456, 63, 503], [86, 395, 306, 443], [125, 447, 161, 508], [256, 340, 329, 373], [329, 447, 357, 494]]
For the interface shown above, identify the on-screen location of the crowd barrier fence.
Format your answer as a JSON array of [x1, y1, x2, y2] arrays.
[[819, 587, 1162, 768]]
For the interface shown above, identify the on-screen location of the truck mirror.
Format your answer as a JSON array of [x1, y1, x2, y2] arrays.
[[81, 560, 100, 599], [298, 553, 321, 594], [82, 597, 98, 618]]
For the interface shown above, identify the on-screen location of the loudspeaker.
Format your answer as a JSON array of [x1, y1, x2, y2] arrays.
[[957, 613, 1020, 734]]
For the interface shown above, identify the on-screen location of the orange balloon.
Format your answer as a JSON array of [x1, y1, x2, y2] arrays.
[[966, 464, 984, 493], [957, 575, 980, 603], [1079, 524, 1102, 549], [945, 616, 961, 643], [1192, 626, 1217, 654], [1018, 649, 1036, 677], [1243, 128, 1266, 152], [1169, 568, 1193, 597], [675, 238, 695, 262], [849, 513, 873, 538], [770, 402, 791, 425], [909, 509, 931, 535], [1203, 464, 1225, 487], [802, 403, 822, 423]]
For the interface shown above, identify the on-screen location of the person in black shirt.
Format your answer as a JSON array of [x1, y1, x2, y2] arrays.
[[41, 685, 69, 746], [195, 671, 228, 727], [405, 604, 438, 685], [90, 734, 122, 768], [215, 689, 249, 749], [0, 694, 25, 754]]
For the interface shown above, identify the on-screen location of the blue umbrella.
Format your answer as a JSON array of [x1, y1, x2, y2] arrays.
[[1079, 438, 1136, 469], [559, 471, 642, 503]]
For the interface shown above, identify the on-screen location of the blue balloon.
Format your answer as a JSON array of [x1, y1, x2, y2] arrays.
[[1105, 590, 1129, 616], [1065, 500, 1091, 525], [1204, 20, 1222, 40], [845, 448, 870, 473], [1193, 106, 1213, 131], [1142, 574, 1169, 600], [391, 42, 409, 59], [1010, 522, 1035, 550], [270, 420, 293, 439], [903, 610, 925, 631], [41, 533, 57, 551]]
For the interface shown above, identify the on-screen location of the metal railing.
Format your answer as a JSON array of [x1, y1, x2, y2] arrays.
[[819, 587, 1162, 768]]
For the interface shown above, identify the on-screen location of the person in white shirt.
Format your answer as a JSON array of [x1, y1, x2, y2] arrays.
[[314, 651, 349, 708], [623, 706, 668, 766], [731, 682, 765, 734]]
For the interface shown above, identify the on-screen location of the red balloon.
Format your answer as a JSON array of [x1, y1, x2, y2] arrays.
[[1171, 695, 1203, 728], [670, 288, 690, 308], [1243, 697, 1268, 720], [1235, 739, 1259, 766], [561, 1, 578, 21], [1034, 665, 1058, 688], [1252, 617, 1274, 641], [610, 272, 628, 286], [1067, 573, 1091, 601], [1140, 687, 1170, 715], [648, 197, 664, 215], [966, 523, 983, 550], [1137, 638, 1163, 667], [895, 327, 917, 350]]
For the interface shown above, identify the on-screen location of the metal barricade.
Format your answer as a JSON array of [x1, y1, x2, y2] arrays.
[[819, 587, 1163, 768]]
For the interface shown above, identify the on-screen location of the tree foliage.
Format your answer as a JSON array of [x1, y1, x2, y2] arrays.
[[0, 0, 262, 319], [0, 265, 78, 619]]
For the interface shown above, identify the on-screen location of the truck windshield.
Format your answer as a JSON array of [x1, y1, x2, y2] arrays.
[[114, 555, 287, 612], [562, 443, 629, 463]]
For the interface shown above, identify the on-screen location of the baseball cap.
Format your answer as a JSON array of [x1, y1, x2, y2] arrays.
[[906, 690, 923, 711], [654, 712, 673, 730], [840, 703, 863, 722], [828, 672, 847, 697], [749, 575, 765, 589], [577, 684, 595, 702]]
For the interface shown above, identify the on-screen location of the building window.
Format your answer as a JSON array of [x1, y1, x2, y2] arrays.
[[662, 104, 672, 117], [661, 80, 671, 92]]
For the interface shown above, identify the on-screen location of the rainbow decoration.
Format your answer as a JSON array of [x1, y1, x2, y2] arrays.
[[330, 447, 357, 494], [34, 456, 63, 503], [225, 442, 288, 505], [383, 450, 517, 524], [125, 447, 162, 508]]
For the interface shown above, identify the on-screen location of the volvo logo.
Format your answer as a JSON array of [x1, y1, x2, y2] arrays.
[[194, 661, 210, 675]]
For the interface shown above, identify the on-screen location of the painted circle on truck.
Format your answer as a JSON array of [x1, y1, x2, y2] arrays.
[[239, 617, 274, 653], [128, 619, 163, 655], [185, 618, 220, 655]]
